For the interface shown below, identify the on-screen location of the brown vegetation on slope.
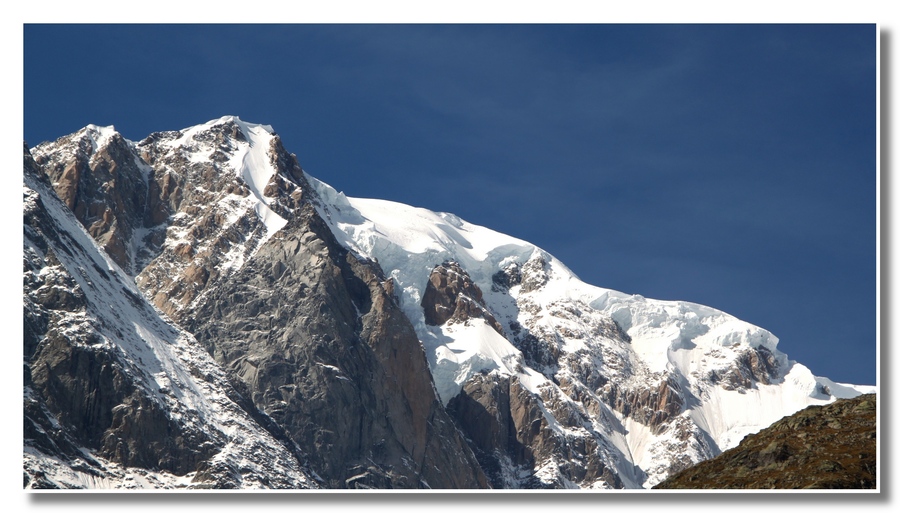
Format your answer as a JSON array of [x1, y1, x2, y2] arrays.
[[654, 393, 877, 489]]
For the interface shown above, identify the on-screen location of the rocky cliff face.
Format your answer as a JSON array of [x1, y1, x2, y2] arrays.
[[27, 117, 486, 489], [654, 394, 877, 489], [24, 144, 317, 489], [31, 127, 153, 275], [183, 205, 486, 488], [447, 371, 627, 489], [131, 123, 307, 321]]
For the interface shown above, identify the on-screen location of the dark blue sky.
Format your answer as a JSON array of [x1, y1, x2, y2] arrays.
[[23, 24, 877, 386]]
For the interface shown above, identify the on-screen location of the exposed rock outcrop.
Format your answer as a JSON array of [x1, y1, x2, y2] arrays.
[[519, 252, 549, 293], [446, 372, 531, 485], [422, 261, 504, 335], [133, 124, 309, 320], [31, 128, 152, 275], [705, 345, 781, 392], [25, 145, 198, 475], [600, 374, 684, 433]]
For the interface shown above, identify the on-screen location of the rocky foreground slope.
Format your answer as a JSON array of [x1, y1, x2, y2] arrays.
[[24, 116, 875, 489], [654, 394, 877, 489]]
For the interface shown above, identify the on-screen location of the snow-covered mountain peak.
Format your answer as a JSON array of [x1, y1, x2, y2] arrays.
[[158, 115, 275, 151], [25, 117, 875, 490], [167, 116, 287, 235], [80, 124, 120, 150], [32, 123, 125, 164]]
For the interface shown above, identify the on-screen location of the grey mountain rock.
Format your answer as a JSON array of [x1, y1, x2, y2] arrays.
[[183, 203, 487, 488], [23, 144, 317, 489]]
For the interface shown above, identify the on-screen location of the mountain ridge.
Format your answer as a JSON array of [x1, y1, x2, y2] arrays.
[[24, 116, 875, 489]]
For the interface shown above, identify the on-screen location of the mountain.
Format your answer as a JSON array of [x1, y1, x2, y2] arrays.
[[654, 393, 877, 489], [23, 116, 876, 489], [23, 143, 317, 489]]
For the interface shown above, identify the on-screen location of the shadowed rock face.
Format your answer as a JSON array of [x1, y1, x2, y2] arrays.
[[447, 370, 625, 489], [184, 204, 487, 489], [446, 372, 529, 484], [448, 372, 570, 488], [447, 373, 622, 488], [654, 394, 877, 489], [28, 330, 213, 475]]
